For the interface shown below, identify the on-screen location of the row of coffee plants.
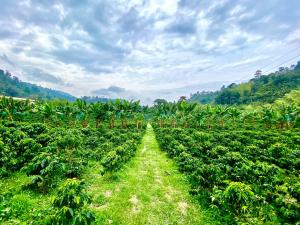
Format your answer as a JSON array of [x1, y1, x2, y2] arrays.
[[154, 127, 300, 224], [0, 120, 145, 224], [0, 178, 96, 225]]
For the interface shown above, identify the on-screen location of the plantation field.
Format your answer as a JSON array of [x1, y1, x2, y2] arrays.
[[154, 127, 300, 224], [0, 97, 299, 224], [0, 119, 146, 224], [83, 124, 214, 225]]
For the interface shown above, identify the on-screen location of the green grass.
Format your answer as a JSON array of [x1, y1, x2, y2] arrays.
[[0, 172, 30, 194], [0, 172, 51, 224], [84, 124, 217, 225]]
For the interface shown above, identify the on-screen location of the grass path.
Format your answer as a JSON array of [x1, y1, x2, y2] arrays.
[[84, 124, 214, 225]]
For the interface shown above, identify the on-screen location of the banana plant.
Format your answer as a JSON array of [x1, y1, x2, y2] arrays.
[[240, 110, 253, 127], [133, 112, 144, 129], [131, 101, 144, 129], [176, 101, 197, 127], [260, 107, 276, 128], [90, 102, 106, 128], [228, 107, 241, 128], [214, 105, 229, 128], [205, 105, 215, 129], [154, 102, 168, 128], [193, 106, 207, 128], [117, 99, 133, 129], [74, 99, 89, 127], [0, 97, 32, 121], [104, 101, 117, 129], [276, 104, 298, 129], [169, 113, 177, 128], [37, 102, 55, 123], [56, 101, 74, 124]]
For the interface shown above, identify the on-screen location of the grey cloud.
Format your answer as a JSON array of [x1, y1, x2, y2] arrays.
[[165, 16, 196, 34], [116, 7, 162, 46], [23, 67, 65, 85], [50, 42, 126, 74], [119, 8, 142, 33], [0, 54, 15, 66], [92, 86, 126, 96], [0, 0, 61, 27], [0, 27, 18, 39], [178, 0, 202, 9]]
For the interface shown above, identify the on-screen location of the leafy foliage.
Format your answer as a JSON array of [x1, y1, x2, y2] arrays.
[[0, 89, 299, 224], [0, 96, 146, 223], [189, 69, 300, 105], [45, 178, 95, 225], [155, 127, 300, 224]]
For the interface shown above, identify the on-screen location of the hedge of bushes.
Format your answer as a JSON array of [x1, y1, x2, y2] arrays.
[[155, 127, 300, 224]]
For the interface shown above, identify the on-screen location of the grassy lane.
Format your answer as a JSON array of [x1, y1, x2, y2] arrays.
[[84, 124, 215, 225]]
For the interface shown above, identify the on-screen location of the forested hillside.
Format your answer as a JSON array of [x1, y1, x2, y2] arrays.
[[190, 62, 300, 105], [189, 91, 219, 104], [0, 69, 76, 101]]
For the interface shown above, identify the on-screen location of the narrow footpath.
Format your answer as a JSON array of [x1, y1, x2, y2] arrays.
[[85, 124, 213, 225]]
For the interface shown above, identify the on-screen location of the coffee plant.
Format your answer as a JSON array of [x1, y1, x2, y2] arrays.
[[154, 127, 300, 224], [45, 178, 95, 225]]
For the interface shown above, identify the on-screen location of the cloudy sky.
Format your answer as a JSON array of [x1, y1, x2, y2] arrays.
[[0, 0, 300, 104]]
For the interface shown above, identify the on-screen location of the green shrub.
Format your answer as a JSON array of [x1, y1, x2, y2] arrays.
[[101, 150, 120, 173], [26, 152, 65, 190], [212, 182, 257, 218], [46, 178, 95, 225], [154, 127, 300, 223]]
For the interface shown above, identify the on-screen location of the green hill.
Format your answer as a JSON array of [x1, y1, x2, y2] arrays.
[[189, 91, 219, 104], [189, 61, 300, 105], [0, 69, 76, 101]]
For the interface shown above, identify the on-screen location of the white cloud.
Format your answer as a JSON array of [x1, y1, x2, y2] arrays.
[[54, 3, 67, 21], [144, 0, 179, 16], [230, 5, 246, 16], [19, 0, 31, 7], [286, 29, 300, 43]]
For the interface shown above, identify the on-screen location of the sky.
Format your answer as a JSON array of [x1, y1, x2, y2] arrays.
[[0, 0, 300, 104]]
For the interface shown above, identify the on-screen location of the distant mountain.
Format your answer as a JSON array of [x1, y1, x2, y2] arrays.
[[81, 96, 114, 103], [189, 61, 300, 105], [0, 68, 76, 101]]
